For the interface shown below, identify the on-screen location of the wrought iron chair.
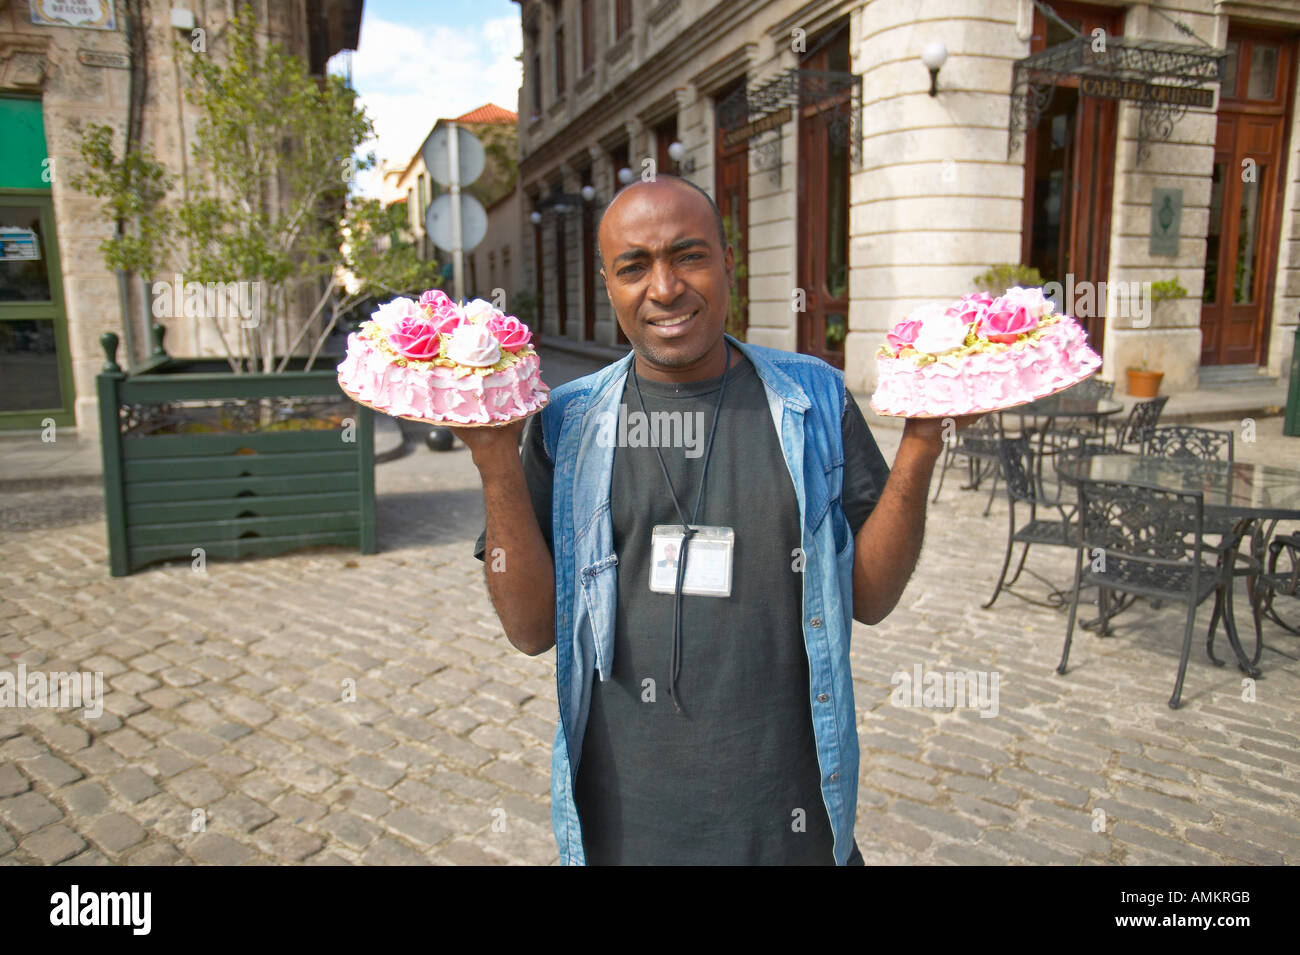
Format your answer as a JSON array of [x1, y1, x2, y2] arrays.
[[1140, 425, 1242, 608], [1028, 377, 1118, 500], [983, 434, 1078, 609], [1251, 527, 1300, 638], [933, 413, 1002, 515], [1141, 425, 1235, 463], [1112, 395, 1170, 450], [1058, 479, 1219, 709]]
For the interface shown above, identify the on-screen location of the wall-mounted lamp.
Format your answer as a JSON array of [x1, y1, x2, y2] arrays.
[[581, 184, 596, 202], [921, 41, 948, 97], [529, 210, 542, 225], [667, 140, 695, 173], [617, 166, 635, 185]]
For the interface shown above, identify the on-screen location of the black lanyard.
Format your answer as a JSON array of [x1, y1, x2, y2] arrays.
[[629, 339, 732, 714]]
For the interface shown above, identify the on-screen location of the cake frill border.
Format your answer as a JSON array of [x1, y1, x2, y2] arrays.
[[867, 357, 1102, 419], [338, 380, 549, 428]]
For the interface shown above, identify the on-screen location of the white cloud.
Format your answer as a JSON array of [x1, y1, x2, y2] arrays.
[[344, 14, 522, 196]]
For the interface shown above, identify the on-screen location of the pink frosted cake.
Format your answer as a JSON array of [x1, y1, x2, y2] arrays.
[[337, 290, 549, 425], [870, 287, 1102, 418]]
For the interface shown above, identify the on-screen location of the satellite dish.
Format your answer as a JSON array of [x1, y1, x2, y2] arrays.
[[422, 125, 485, 188], [425, 193, 488, 252]]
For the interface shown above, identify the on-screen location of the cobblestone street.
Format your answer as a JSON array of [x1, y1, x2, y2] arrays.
[[2, 407, 1298, 865]]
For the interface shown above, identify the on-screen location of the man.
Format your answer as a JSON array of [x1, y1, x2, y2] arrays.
[[459, 174, 977, 865]]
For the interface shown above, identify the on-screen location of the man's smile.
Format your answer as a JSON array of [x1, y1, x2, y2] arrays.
[[645, 309, 699, 336]]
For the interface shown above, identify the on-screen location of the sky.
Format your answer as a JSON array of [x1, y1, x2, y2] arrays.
[[329, 0, 522, 196]]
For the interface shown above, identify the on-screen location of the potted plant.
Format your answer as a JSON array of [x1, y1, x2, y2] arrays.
[[1126, 358, 1164, 398], [81, 3, 441, 575]]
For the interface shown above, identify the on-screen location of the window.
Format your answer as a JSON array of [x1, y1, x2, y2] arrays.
[[529, 26, 542, 115], [555, 25, 566, 96], [488, 250, 497, 288], [581, 0, 595, 73], [655, 115, 678, 174], [614, 0, 631, 39], [502, 246, 511, 286], [417, 175, 427, 220], [407, 188, 415, 231]]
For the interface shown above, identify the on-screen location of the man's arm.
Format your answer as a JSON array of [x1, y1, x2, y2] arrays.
[[851, 414, 980, 626], [455, 421, 556, 656]]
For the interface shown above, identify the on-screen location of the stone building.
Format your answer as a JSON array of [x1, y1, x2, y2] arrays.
[[0, 0, 362, 433], [379, 103, 523, 307], [515, 0, 1299, 400]]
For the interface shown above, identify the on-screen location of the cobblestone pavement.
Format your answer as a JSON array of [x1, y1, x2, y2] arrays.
[[1, 408, 1297, 865]]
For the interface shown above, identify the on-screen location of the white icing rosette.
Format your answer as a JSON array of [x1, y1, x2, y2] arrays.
[[446, 322, 502, 367], [910, 304, 969, 355], [459, 298, 498, 324]]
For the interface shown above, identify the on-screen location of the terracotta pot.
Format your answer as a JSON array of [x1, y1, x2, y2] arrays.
[[1126, 368, 1164, 398]]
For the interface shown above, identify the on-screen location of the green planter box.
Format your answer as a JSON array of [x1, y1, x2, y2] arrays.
[[97, 326, 376, 576]]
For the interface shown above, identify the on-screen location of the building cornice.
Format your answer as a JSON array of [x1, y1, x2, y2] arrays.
[[520, 0, 771, 178]]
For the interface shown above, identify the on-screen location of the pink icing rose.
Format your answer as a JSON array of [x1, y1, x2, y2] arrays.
[[370, 297, 424, 333], [948, 292, 994, 327], [387, 313, 446, 360], [978, 304, 1040, 344], [486, 313, 532, 352], [886, 318, 922, 354], [419, 289, 455, 311]]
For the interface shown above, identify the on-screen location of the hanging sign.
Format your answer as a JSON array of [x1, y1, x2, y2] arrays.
[[0, 227, 41, 261], [1080, 77, 1215, 108]]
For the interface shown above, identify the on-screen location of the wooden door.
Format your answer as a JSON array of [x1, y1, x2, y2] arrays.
[[554, 215, 567, 337], [715, 77, 749, 339], [1201, 29, 1296, 366], [796, 20, 851, 369], [1021, 2, 1122, 355]]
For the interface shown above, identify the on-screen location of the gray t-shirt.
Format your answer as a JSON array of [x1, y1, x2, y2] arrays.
[[475, 351, 891, 864]]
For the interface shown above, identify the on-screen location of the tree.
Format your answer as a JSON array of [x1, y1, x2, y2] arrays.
[[176, 1, 373, 373], [286, 197, 444, 372]]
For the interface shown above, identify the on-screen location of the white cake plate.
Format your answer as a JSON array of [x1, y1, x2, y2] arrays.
[[339, 380, 549, 429]]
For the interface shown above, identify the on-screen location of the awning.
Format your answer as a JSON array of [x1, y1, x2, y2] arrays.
[[1008, 35, 1227, 162], [716, 68, 862, 184]]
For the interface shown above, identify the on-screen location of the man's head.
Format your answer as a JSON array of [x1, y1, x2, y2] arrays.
[[597, 175, 734, 379]]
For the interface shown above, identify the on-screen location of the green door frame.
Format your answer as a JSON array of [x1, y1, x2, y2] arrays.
[[0, 190, 76, 429]]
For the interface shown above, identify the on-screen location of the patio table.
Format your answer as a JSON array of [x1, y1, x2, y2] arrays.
[[1057, 453, 1300, 678]]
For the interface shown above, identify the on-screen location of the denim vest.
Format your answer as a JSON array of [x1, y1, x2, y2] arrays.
[[539, 334, 858, 865]]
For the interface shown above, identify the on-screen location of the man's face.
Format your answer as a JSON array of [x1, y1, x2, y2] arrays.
[[598, 181, 734, 378]]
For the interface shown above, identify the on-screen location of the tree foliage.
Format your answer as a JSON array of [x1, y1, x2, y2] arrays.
[[69, 122, 173, 277]]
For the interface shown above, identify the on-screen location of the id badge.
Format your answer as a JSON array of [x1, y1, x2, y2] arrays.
[[649, 525, 734, 597]]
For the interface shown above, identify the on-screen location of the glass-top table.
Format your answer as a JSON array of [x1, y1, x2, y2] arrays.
[[1057, 453, 1300, 678], [1007, 394, 1126, 420], [1056, 455, 1300, 521]]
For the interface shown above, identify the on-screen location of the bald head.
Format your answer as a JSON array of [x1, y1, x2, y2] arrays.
[[596, 174, 727, 265]]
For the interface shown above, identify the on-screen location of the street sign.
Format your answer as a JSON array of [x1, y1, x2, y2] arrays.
[[426, 193, 487, 253], [422, 125, 485, 188]]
